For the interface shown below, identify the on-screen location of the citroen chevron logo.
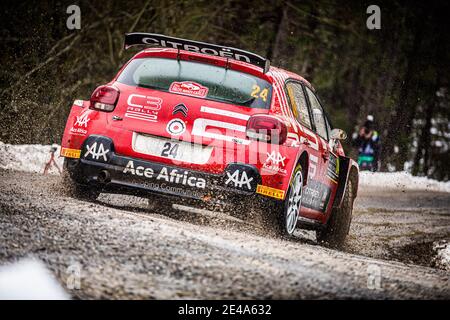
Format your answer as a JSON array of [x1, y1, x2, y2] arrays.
[[173, 103, 188, 117]]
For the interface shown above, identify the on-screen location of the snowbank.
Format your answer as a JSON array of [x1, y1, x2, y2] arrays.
[[0, 141, 449, 192], [0, 258, 69, 299], [359, 171, 450, 193], [0, 141, 63, 175]]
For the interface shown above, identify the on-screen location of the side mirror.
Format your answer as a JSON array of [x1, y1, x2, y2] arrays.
[[330, 128, 347, 141]]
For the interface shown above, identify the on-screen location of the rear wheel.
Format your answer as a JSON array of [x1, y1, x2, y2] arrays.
[[267, 164, 303, 237], [316, 179, 354, 248], [62, 159, 100, 201]]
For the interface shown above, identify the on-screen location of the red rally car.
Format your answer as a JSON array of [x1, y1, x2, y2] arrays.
[[61, 33, 359, 246]]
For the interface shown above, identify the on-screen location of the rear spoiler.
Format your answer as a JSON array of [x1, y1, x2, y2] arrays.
[[124, 33, 270, 73]]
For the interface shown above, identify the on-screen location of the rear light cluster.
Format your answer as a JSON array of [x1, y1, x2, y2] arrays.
[[246, 114, 287, 145], [90, 85, 120, 112]]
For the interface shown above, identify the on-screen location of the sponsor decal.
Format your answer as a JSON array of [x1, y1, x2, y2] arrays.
[[326, 153, 339, 183], [200, 106, 251, 120], [308, 154, 319, 179], [122, 160, 206, 189], [69, 109, 90, 136], [169, 81, 208, 98], [225, 169, 253, 190], [166, 118, 186, 136], [192, 118, 250, 145], [302, 180, 331, 213], [139, 37, 254, 63], [262, 151, 287, 175], [287, 132, 300, 147], [192, 107, 251, 145], [172, 103, 188, 117], [256, 184, 285, 200], [61, 147, 81, 159], [84, 142, 109, 162], [139, 181, 204, 199], [125, 94, 162, 122]]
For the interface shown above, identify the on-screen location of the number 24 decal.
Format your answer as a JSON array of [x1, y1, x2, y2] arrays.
[[161, 142, 179, 158], [251, 85, 269, 102]]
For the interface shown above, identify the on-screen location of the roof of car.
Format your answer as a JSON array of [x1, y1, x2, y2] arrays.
[[267, 66, 313, 90]]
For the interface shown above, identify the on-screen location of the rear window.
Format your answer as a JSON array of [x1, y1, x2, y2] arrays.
[[117, 57, 272, 109]]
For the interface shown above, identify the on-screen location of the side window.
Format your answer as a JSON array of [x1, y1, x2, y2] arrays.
[[285, 82, 312, 129], [305, 87, 328, 139]]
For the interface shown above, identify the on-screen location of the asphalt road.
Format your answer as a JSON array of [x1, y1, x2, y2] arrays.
[[0, 169, 449, 299]]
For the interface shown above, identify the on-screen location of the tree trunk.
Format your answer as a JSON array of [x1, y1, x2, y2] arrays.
[[382, 7, 427, 170], [267, 5, 288, 65]]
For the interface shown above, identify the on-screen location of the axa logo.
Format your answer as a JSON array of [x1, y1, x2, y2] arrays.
[[84, 142, 109, 161], [75, 111, 90, 128], [172, 103, 188, 117], [225, 170, 253, 190], [263, 151, 287, 175], [266, 151, 285, 166]]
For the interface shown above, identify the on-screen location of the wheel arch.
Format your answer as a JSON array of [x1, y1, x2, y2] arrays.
[[282, 147, 310, 196], [297, 151, 309, 186]]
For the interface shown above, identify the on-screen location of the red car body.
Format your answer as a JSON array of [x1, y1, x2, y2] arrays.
[[61, 33, 358, 233]]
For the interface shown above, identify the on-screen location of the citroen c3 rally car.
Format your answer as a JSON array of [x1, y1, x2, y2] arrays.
[[61, 33, 359, 246]]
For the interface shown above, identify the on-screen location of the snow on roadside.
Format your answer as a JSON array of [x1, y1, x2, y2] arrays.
[[0, 141, 449, 192], [0, 141, 63, 175], [0, 258, 69, 299], [359, 171, 450, 193]]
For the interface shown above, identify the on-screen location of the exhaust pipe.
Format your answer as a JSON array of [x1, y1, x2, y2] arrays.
[[97, 170, 111, 184]]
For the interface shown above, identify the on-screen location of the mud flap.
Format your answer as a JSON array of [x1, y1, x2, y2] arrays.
[[332, 156, 358, 209]]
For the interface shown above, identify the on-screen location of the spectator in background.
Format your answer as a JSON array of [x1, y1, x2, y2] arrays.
[[352, 115, 380, 171]]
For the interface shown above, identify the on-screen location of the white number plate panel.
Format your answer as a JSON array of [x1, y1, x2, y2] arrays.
[[132, 133, 213, 165]]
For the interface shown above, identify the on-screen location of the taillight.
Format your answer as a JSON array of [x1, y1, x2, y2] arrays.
[[90, 85, 119, 112], [246, 114, 287, 144]]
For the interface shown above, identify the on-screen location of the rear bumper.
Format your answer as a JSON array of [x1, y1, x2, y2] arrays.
[[66, 135, 263, 203]]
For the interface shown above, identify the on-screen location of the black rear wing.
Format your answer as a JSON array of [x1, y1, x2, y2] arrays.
[[124, 33, 270, 73]]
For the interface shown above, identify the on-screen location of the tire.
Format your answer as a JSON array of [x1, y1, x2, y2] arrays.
[[62, 159, 100, 201], [266, 164, 304, 237], [317, 179, 354, 248]]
